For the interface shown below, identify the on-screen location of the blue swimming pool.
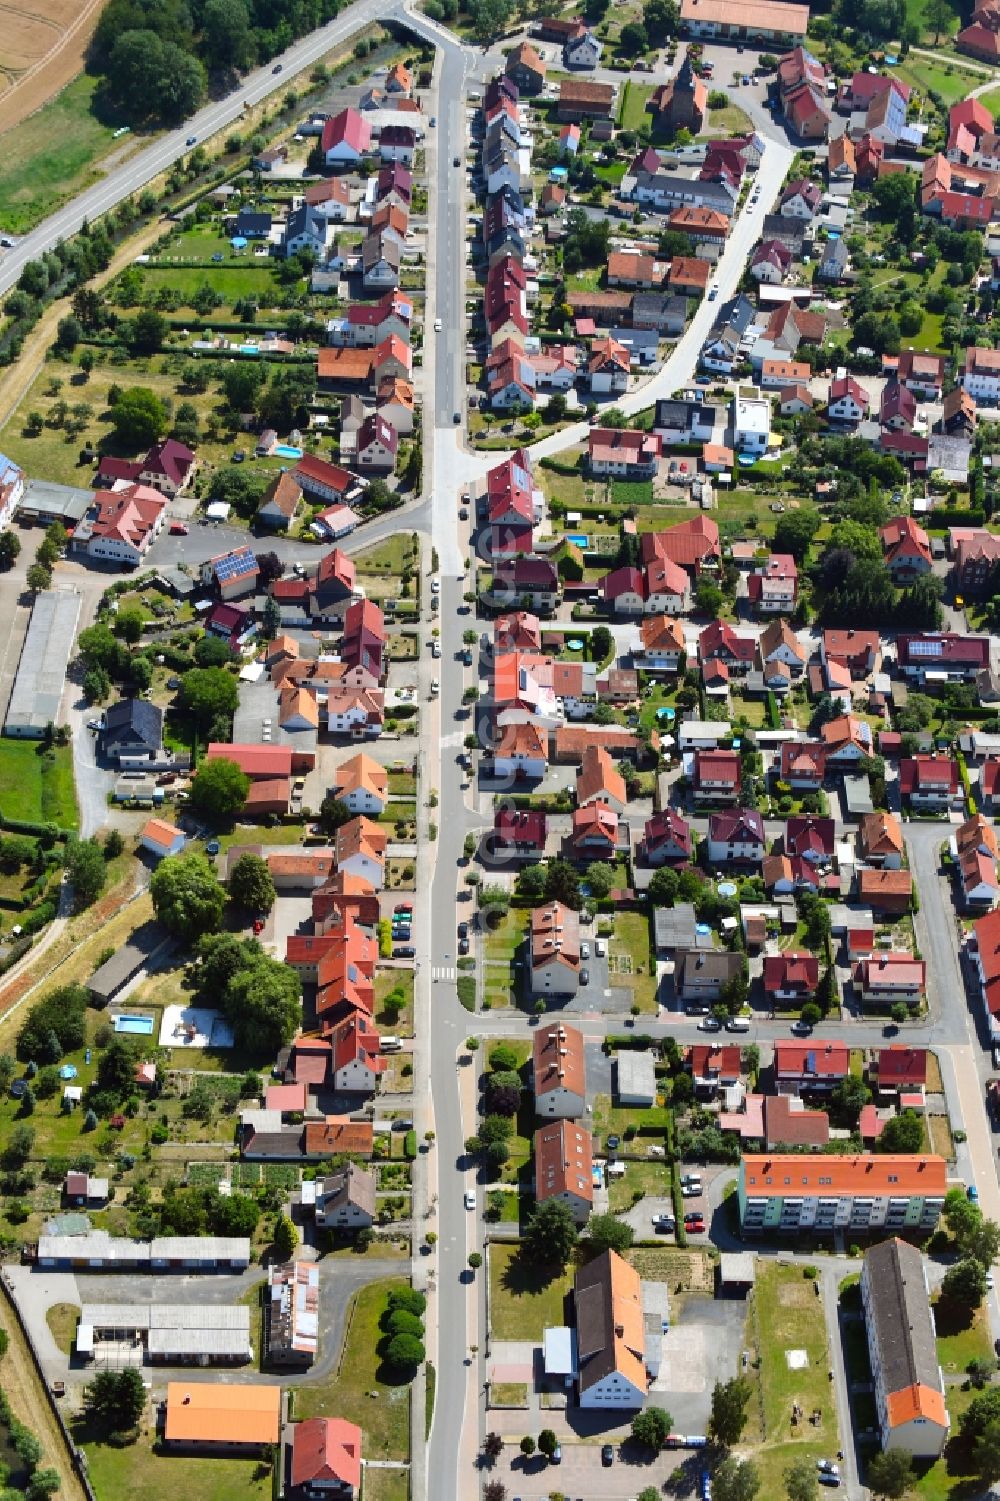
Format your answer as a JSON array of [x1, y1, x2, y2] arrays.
[[113, 1013, 154, 1035], [566, 533, 589, 548], [274, 444, 303, 459]]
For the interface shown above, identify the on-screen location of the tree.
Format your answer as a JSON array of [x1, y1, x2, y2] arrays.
[[714, 1457, 761, 1501], [584, 862, 616, 900], [2, 1122, 33, 1166], [94, 1036, 140, 1100], [696, 580, 724, 617], [271, 1214, 296, 1260], [784, 1458, 817, 1501], [630, 1406, 672, 1451], [544, 859, 581, 909], [189, 756, 249, 819], [519, 1435, 535, 1458], [831, 1074, 870, 1125], [65, 837, 106, 907], [224, 956, 301, 1052], [866, 1450, 914, 1499], [127, 308, 168, 354], [26, 562, 51, 593], [521, 1199, 578, 1267], [194, 633, 233, 668], [484, 1432, 504, 1459], [27, 1468, 61, 1501], [975, 1418, 1000, 1485], [202, 0, 256, 69], [877, 1109, 923, 1153], [179, 667, 239, 729], [923, 0, 953, 42], [483, 1484, 506, 1501], [588, 1214, 634, 1254], [537, 1428, 559, 1459], [103, 30, 205, 125], [108, 386, 166, 448], [710, 1376, 753, 1446], [228, 852, 275, 913], [387, 1332, 425, 1367], [262, 594, 281, 640], [18, 984, 88, 1061], [0, 531, 20, 570], [256, 551, 282, 588], [84, 1367, 146, 1431], [318, 794, 353, 835], [55, 314, 82, 351], [773, 507, 821, 561], [114, 605, 144, 644], [942, 1256, 988, 1309], [150, 853, 225, 940]]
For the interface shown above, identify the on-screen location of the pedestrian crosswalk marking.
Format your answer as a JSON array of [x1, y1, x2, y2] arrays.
[[433, 966, 457, 981]]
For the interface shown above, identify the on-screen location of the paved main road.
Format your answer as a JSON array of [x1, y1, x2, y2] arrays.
[[0, 0, 393, 295]]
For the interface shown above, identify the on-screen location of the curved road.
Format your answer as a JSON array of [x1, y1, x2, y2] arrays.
[[0, 0, 391, 296]]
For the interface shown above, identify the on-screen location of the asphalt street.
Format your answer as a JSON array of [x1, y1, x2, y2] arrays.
[[0, 0, 396, 297]]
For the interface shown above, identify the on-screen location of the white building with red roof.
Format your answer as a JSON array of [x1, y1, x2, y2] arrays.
[[74, 484, 167, 566]]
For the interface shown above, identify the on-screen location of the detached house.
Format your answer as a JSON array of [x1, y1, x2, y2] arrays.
[[747, 554, 797, 614], [691, 748, 741, 804], [779, 739, 826, 790], [854, 953, 927, 1009], [640, 807, 693, 866], [531, 901, 581, 994], [533, 1022, 586, 1118], [638, 614, 685, 673], [707, 808, 766, 866], [859, 811, 905, 868], [900, 756, 963, 811], [764, 951, 820, 1004], [535, 1119, 593, 1224], [774, 1040, 849, 1095], [880, 516, 932, 580], [828, 374, 868, 425]]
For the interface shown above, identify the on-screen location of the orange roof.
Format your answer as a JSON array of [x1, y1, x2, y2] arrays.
[[317, 347, 375, 381], [533, 1022, 586, 1102], [141, 817, 182, 849], [304, 1116, 374, 1156], [742, 1153, 946, 1197], [164, 1383, 281, 1445], [535, 1118, 593, 1205], [335, 752, 388, 801], [576, 743, 626, 808], [886, 1383, 949, 1429]]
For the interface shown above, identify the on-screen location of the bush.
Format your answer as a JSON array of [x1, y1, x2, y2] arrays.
[[403, 1130, 417, 1160]]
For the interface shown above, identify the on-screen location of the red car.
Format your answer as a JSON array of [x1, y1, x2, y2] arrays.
[[684, 1214, 706, 1232], [169, 521, 189, 535]]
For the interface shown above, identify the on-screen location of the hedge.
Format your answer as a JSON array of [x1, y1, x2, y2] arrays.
[[403, 1130, 417, 1160], [925, 508, 984, 528]]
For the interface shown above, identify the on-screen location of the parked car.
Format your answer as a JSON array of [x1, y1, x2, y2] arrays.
[[698, 1017, 722, 1032], [168, 521, 189, 535], [579, 967, 590, 986], [394, 945, 415, 958], [601, 1445, 614, 1467], [791, 1020, 813, 1036]]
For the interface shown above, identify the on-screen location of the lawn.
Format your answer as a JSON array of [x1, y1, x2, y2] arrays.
[[45, 1302, 79, 1356], [976, 85, 1000, 116], [353, 535, 420, 576], [746, 1261, 840, 1495], [934, 1297, 992, 1375], [0, 75, 119, 235], [618, 80, 654, 132], [362, 1470, 410, 1501], [483, 906, 529, 1012], [609, 1158, 671, 1213], [894, 57, 982, 107], [139, 262, 282, 308], [0, 740, 77, 830], [490, 1381, 529, 1406], [374, 968, 414, 1035], [294, 1278, 411, 1462], [708, 103, 753, 134], [489, 1242, 575, 1340], [83, 1441, 272, 1501], [609, 910, 657, 1013]]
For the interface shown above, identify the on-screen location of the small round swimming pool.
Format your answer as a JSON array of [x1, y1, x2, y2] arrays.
[[567, 639, 584, 651]]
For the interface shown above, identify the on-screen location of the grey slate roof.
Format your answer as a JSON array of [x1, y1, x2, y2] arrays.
[[863, 1238, 942, 1407]]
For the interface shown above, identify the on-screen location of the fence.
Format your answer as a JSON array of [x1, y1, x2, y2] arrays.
[[0, 1272, 98, 1501]]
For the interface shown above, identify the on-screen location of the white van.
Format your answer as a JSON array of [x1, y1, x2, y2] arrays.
[[595, 938, 607, 958], [380, 1036, 402, 1053], [727, 1016, 751, 1033]]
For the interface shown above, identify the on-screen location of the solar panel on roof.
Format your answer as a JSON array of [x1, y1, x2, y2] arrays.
[[214, 549, 256, 581]]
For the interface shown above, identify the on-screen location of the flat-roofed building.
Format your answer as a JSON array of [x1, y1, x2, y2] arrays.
[[76, 1303, 251, 1365], [4, 590, 81, 738]]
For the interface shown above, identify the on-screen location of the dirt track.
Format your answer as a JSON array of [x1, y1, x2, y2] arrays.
[[0, 1292, 88, 1501], [0, 0, 106, 139]]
